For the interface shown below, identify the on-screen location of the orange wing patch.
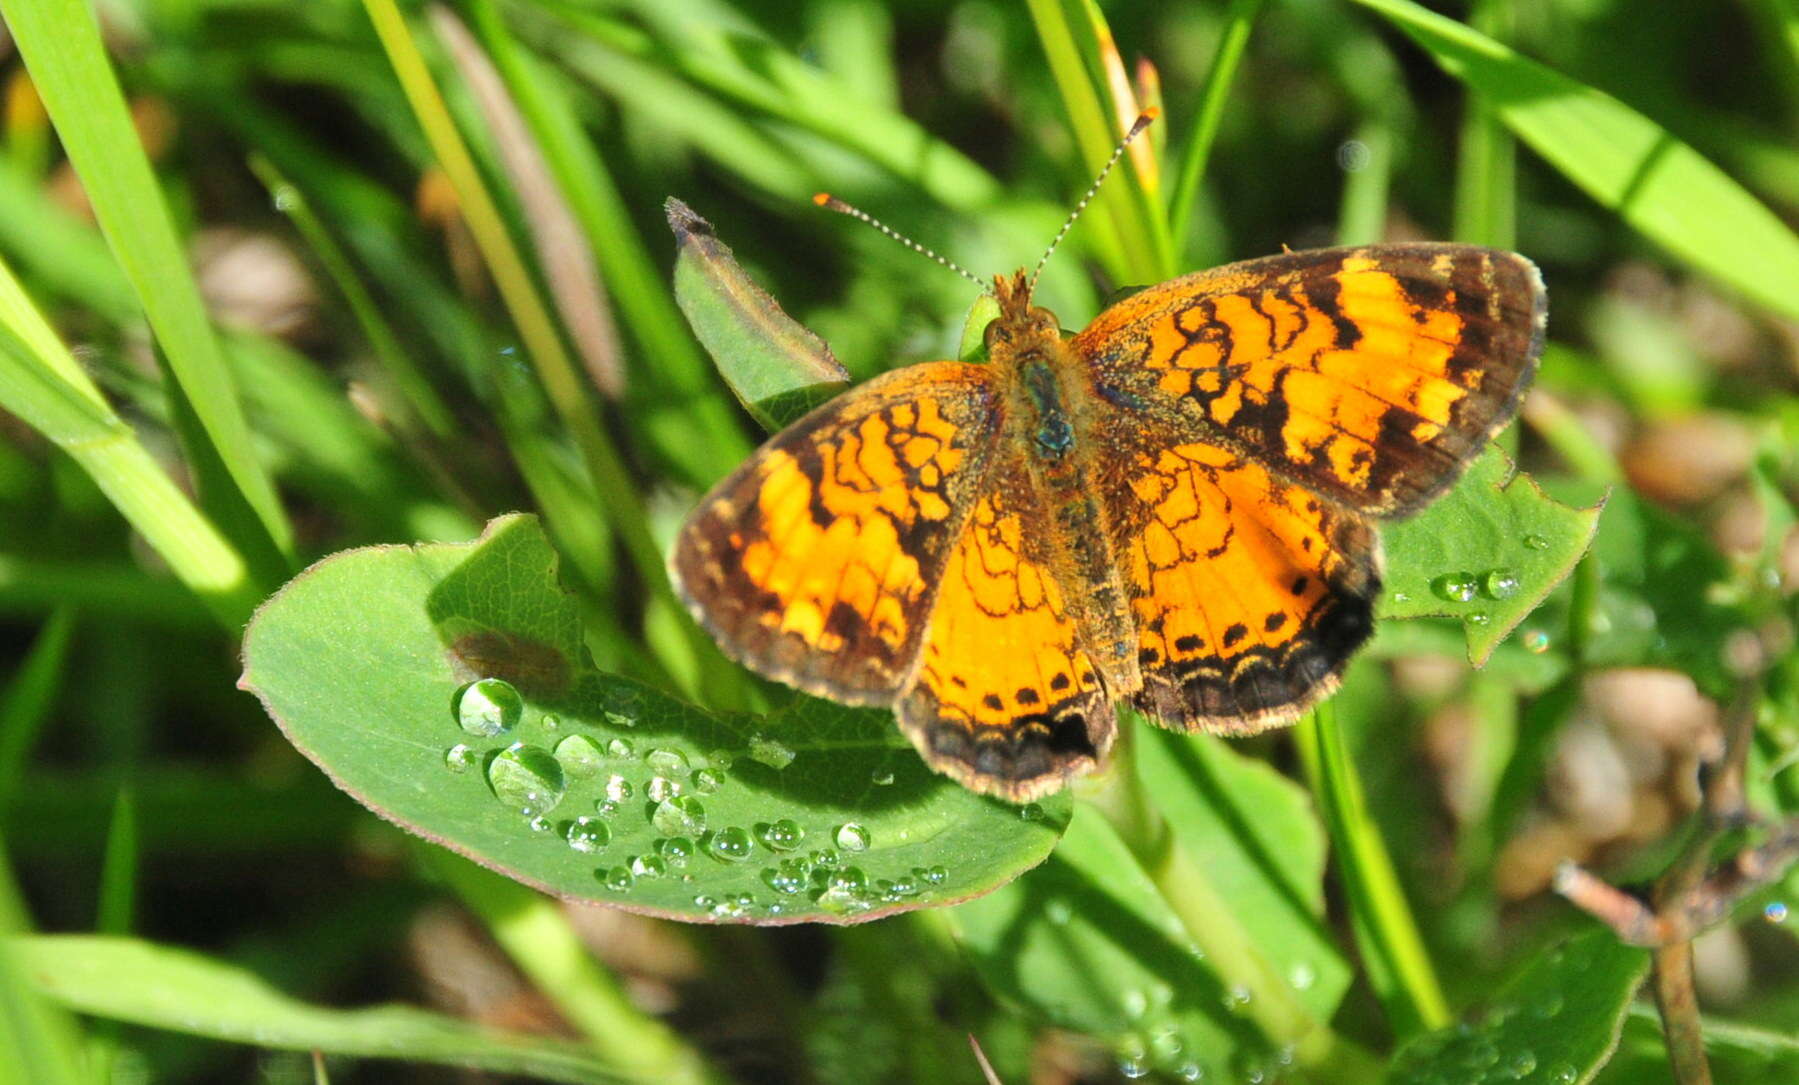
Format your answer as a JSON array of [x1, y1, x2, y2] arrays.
[[898, 467, 1112, 800], [1076, 244, 1544, 515], [671, 363, 998, 702], [1112, 441, 1379, 731]]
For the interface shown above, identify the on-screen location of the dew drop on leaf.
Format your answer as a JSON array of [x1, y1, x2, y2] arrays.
[[1431, 572, 1479, 603], [601, 865, 634, 892], [707, 826, 755, 862], [812, 849, 840, 869], [630, 853, 667, 878], [1547, 1064, 1578, 1085], [527, 815, 552, 833], [834, 823, 871, 851], [1483, 569, 1521, 599], [757, 818, 805, 852], [565, 816, 611, 853], [646, 775, 682, 802], [646, 747, 689, 775], [486, 742, 565, 817], [541, 713, 560, 731], [1467, 611, 1491, 626], [870, 767, 895, 786], [1501, 1050, 1536, 1078], [762, 860, 809, 895], [602, 709, 636, 729], [552, 734, 604, 779], [443, 744, 477, 773], [455, 678, 522, 737], [747, 732, 796, 769], [919, 865, 947, 885], [603, 773, 633, 803], [658, 836, 694, 866], [652, 795, 707, 837], [1523, 533, 1550, 550], [606, 738, 634, 758], [1019, 802, 1045, 821], [691, 768, 722, 794]]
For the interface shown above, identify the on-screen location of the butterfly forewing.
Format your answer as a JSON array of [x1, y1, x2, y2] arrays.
[[1073, 243, 1546, 517], [671, 363, 1001, 702]]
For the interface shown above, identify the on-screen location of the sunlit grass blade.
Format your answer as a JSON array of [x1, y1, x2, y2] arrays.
[[1167, 0, 1263, 259], [1351, 0, 1799, 323], [8, 934, 628, 1084], [0, 254, 255, 626], [1451, 1, 1515, 248], [1294, 703, 1450, 1037], [0, 0, 293, 571]]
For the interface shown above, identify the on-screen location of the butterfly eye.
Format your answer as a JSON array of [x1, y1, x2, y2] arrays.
[[983, 322, 1012, 349]]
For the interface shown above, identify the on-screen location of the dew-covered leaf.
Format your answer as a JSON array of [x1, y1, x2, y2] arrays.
[[667, 197, 849, 431], [8, 935, 618, 1084], [948, 807, 1278, 1083], [1387, 928, 1648, 1084], [239, 514, 1068, 925], [1134, 727, 1351, 1020], [1380, 447, 1603, 665]]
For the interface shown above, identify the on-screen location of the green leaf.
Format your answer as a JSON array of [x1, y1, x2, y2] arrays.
[[948, 808, 1269, 1083], [1350, 0, 1799, 324], [1388, 928, 1649, 1084], [239, 515, 1067, 924], [1381, 447, 1603, 666], [1134, 728, 1351, 1021], [0, 860, 88, 1085], [668, 198, 850, 431], [1600, 1006, 1799, 1085], [8, 935, 621, 1084]]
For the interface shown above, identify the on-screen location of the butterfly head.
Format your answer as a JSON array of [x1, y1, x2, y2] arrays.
[[985, 270, 1061, 358]]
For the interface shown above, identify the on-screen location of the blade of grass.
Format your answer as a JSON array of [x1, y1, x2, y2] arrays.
[[462, 0, 751, 487], [0, 0, 293, 573], [1350, 0, 1799, 323], [359, 0, 734, 701], [426, 851, 726, 1085], [1765, 0, 1799, 73], [1294, 702, 1450, 1037], [1451, 0, 1515, 248], [0, 608, 75, 806], [0, 855, 90, 1085], [95, 788, 136, 937], [0, 254, 256, 626], [8, 934, 626, 1084], [1167, 0, 1263, 261]]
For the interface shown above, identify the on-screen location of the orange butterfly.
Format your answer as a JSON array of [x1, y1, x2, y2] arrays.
[[672, 136, 1543, 801]]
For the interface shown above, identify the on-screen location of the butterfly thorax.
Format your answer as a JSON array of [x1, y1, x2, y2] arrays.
[[985, 271, 1143, 696]]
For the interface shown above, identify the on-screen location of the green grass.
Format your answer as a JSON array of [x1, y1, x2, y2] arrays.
[[1, 1, 1797, 1082]]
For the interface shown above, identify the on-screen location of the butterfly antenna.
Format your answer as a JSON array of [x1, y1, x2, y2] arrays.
[[812, 193, 985, 289], [1029, 108, 1159, 292]]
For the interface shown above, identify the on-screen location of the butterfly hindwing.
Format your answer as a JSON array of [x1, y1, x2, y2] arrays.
[[1074, 243, 1545, 517], [671, 363, 1000, 702]]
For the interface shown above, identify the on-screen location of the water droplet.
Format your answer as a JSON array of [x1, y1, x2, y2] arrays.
[[707, 826, 755, 862], [565, 816, 611, 852], [707, 748, 735, 770], [487, 743, 566, 817], [1483, 569, 1521, 600], [1289, 961, 1317, 990], [455, 678, 522, 736], [645, 775, 682, 802], [692, 893, 717, 909], [658, 836, 694, 866], [1467, 611, 1491, 626], [1523, 533, 1550, 550], [1432, 572, 1479, 603], [1176, 1062, 1204, 1082], [691, 768, 722, 794], [1766, 901, 1789, 923], [1501, 1050, 1537, 1078], [594, 799, 619, 817], [829, 867, 868, 894], [812, 849, 840, 869], [553, 734, 604, 779], [1547, 1063, 1578, 1084], [630, 853, 668, 878], [888, 873, 919, 897], [528, 815, 552, 832], [603, 774, 633, 803], [1118, 1054, 1151, 1079], [1523, 629, 1551, 654], [602, 709, 636, 729], [601, 866, 634, 892], [834, 823, 871, 851], [652, 795, 707, 837], [271, 186, 298, 212], [921, 865, 947, 885], [1533, 992, 1564, 1018], [646, 748, 688, 775], [757, 818, 805, 852], [762, 860, 810, 895], [1122, 989, 1149, 1018], [747, 732, 796, 769], [606, 738, 634, 758], [1392, 590, 1411, 604], [444, 744, 477, 772], [541, 713, 560, 731], [1222, 985, 1252, 1012], [870, 767, 895, 786], [1019, 802, 1045, 822]]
